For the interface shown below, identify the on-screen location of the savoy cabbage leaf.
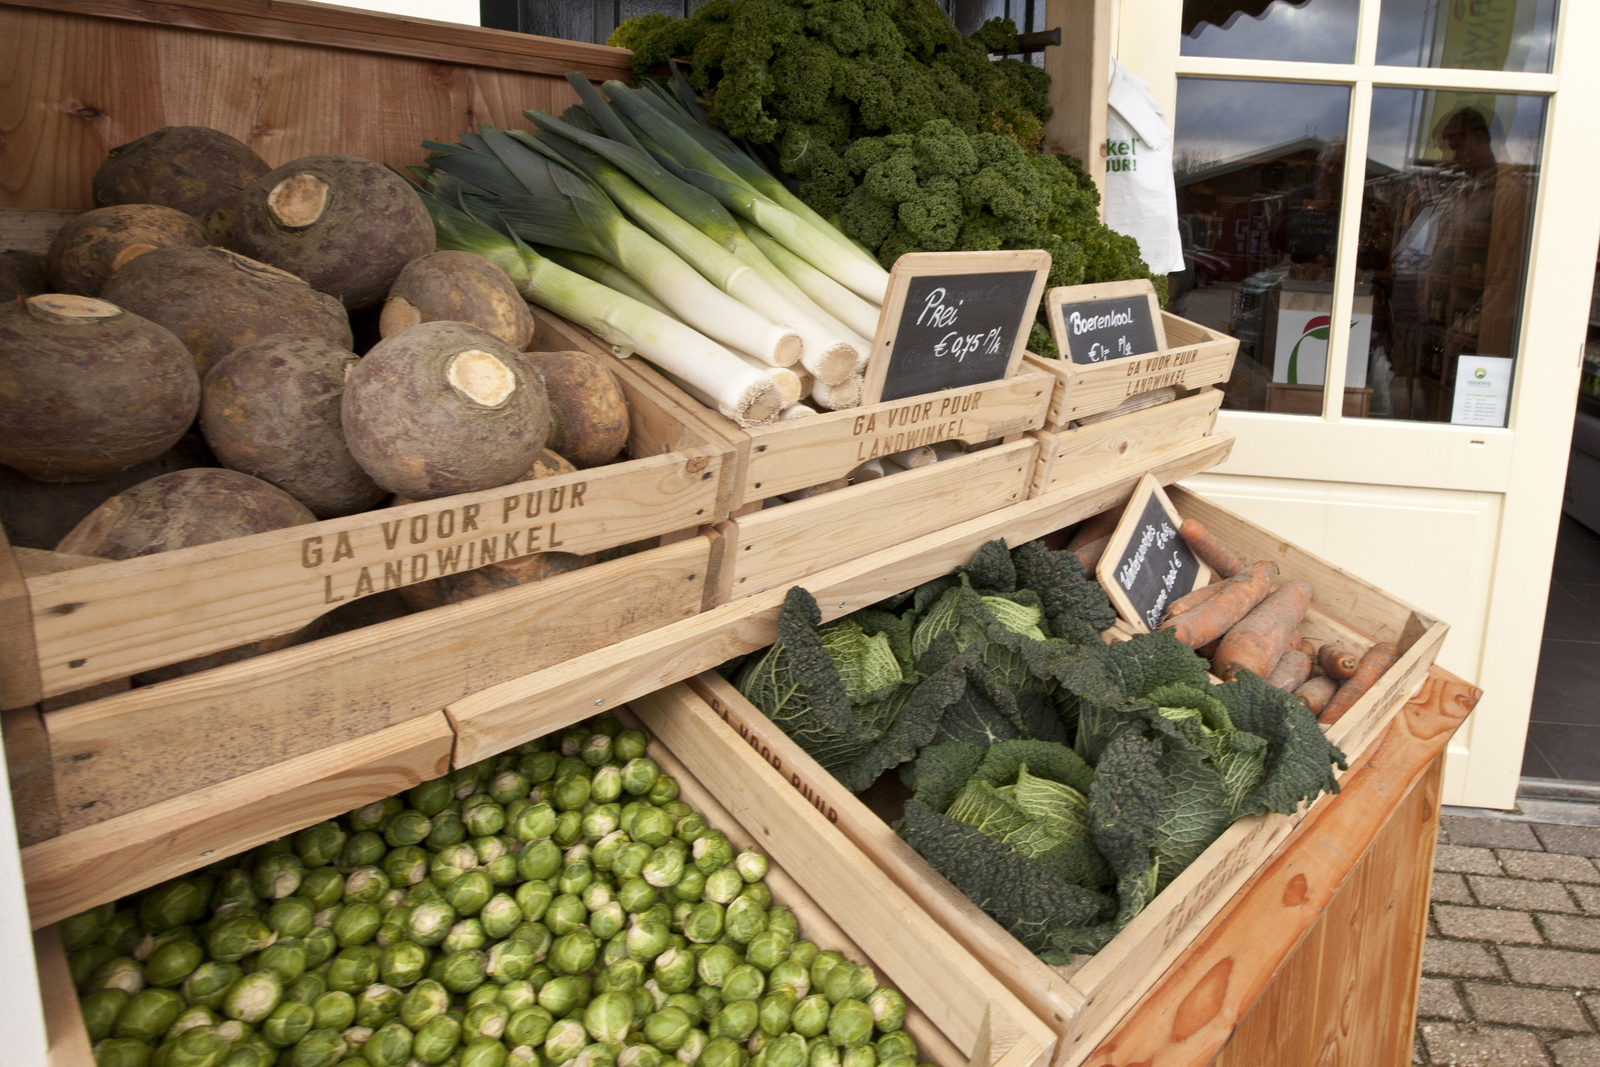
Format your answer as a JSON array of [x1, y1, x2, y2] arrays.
[[1087, 728, 1165, 883], [1013, 767, 1092, 841], [947, 780, 1064, 858], [1213, 670, 1347, 816], [898, 800, 1113, 953], [820, 619, 905, 705], [1010, 538, 1119, 643], [902, 741, 987, 812], [967, 538, 1019, 593], [976, 740, 1096, 796]]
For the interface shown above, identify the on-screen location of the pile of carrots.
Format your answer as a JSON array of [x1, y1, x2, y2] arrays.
[[1163, 520, 1399, 725], [1056, 510, 1400, 727]]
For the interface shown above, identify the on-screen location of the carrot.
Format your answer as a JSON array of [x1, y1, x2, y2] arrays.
[[1161, 580, 1221, 624], [1161, 561, 1278, 649], [1212, 580, 1314, 681], [1317, 644, 1360, 681], [1264, 646, 1314, 692], [1318, 643, 1401, 725], [1294, 676, 1337, 717], [1197, 636, 1222, 661], [1067, 505, 1123, 552], [1299, 638, 1317, 659], [1179, 519, 1244, 578], [1074, 534, 1110, 570]]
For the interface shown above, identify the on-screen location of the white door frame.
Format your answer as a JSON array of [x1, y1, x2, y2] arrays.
[[1113, 0, 1600, 808]]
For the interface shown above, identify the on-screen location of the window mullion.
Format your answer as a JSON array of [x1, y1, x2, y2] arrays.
[[1321, 79, 1374, 422], [1355, 0, 1381, 67]]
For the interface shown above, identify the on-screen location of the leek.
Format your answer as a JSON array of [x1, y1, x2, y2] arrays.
[[736, 221, 883, 342]]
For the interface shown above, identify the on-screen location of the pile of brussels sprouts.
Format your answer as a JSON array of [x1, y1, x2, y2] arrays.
[[64, 717, 927, 1067]]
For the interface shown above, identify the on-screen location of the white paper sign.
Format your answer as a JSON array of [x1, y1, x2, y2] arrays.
[[1451, 355, 1513, 427]]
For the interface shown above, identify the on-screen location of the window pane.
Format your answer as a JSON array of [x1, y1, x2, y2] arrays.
[[1376, 0, 1559, 73], [1180, 0, 1358, 64], [1348, 89, 1545, 425], [1170, 78, 1354, 416]]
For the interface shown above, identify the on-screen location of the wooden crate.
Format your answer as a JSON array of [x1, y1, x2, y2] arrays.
[[28, 709, 1059, 1067], [656, 488, 1447, 1067], [1030, 388, 1224, 498], [1025, 314, 1239, 430]]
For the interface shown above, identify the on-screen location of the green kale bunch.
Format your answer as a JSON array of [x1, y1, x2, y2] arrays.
[[612, 0, 1163, 349]]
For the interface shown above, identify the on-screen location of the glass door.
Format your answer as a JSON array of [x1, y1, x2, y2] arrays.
[[1117, 0, 1600, 807]]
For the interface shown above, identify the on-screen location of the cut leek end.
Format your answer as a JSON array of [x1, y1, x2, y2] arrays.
[[804, 342, 862, 386], [726, 379, 784, 427], [812, 374, 863, 411]]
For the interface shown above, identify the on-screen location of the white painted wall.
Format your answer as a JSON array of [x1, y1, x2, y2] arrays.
[[0, 744, 48, 1065], [331, 0, 479, 25]]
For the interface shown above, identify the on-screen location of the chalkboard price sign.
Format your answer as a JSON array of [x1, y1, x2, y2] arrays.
[[1045, 279, 1167, 366], [1095, 475, 1211, 633], [862, 250, 1051, 405]]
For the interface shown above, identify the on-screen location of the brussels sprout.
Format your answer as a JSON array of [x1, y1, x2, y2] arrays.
[[840, 1048, 875, 1067], [439, 949, 489, 994], [359, 1021, 413, 1067], [264, 896, 316, 941], [551, 775, 591, 814], [177, 960, 239, 1010], [678, 1030, 708, 1067], [653, 947, 698, 995], [590, 957, 642, 995], [576, 990, 630, 1045], [754, 992, 796, 1038], [787, 994, 829, 1040], [763, 905, 796, 939], [289, 823, 347, 871], [303, 927, 339, 971], [288, 869, 341, 914], [311, 988, 357, 1031], [327, 947, 382, 994], [737, 885, 771, 912], [586, 902, 623, 942], [494, 982, 535, 1016], [625, 921, 672, 964], [540, 894, 584, 937], [488, 938, 539, 982], [767, 1034, 808, 1067], [511, 923, 555, 963], [507, 801, 557, 843], [577, 733, 611, 769], [418, 810, 463, 853], [482, 769, 528, 806], [694, 945, 738, 989], [748, 1032, 771, 1056], [551, 930, 599, 976], [827, 1000, 873, 1049], [673, 870, 708, 904], [642, 848, 686, 890], [544, 1018, 588, 1065], [62, 903, 116, 953], [141, 880, 210, 933], [166, 1024, 230, 1067], [722, 966, 766, 1005], [502, 1003, 554, 1048], [639, 1006, 692, 1051], [444, 871, 494, 917], [143, 938, 203, 988], [604, 844, 646, 884], [610, 878, 654, 916], [429, 844, 479, 889], [407, 1013, 461, 1066], [723, 850, 763, 884], [404, 778, 451, 818], [579, 808, 617, 844], [257, 999, 315, 1048], [698, 871, 740, 909], [587, 766, 621, 806], [622, 810, 666, 851], [345, 797, 399, 833], [100, 909, 146, 955], [874, 1033, 915, 1063], [518, 750, 559, 784], [518, 841, 562, 883], [374, 940, 426, 988], [698, 1036, 746, 1067], [383, 981, 441, 1033], [537, 973, 591, 1017], [281, 1028, 349, 1067], [204, 913, 274, 964], [744, 931, 792, 975], [557, 860, 594, 898], [444, 919, 488, 956], [807, 1043, 840, 1067], [406, 900, 457, 948], [722, 900, 766, 947], [257, 939, 310, 984], [93, 1037, 153, 1067], [631, 984, 660, 1019], [679, 901, 725, 946], [463, 802, 507, 839], [611, 727, 648, 762], [340, 867, 390, 908], [81, 987, 129, 1042], [765, 961, 809, 1002], [223, 971, 283, 1025], [620, 1044, 667, 1067], [501, 880, 548, 923], [712, 1000, 758, 1043], [858, 989, 905, 1034], [251, 855, 305, 901], [694, 986, 724, 1025], [333, 903, 382, 948], [552, 811, 585, 849], [691, 837, 733, 877], [808, 953, 842, 993]]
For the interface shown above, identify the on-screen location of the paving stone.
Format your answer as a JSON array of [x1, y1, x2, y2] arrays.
[[1464, 982, 1589, 1030], [1424, 939, 1503, 979], [1437, 845, 1506, 876], [1502, 947, 1600, 989], [1573, 886, 1600, 915], [1444, 817, 1545, 851], [1542, 915, 1600, 951], [1470, 875, 1580, 913], [1552, 1035, 1600, 1067], [1537, 824, 1600, 859], [1419, 978, 1471, 1021], [1434, 904, 1544, 944], [1433, 873, 1476, 905], [1500, 850, 1600, 884], [1420, 1022, 1550, 1066]]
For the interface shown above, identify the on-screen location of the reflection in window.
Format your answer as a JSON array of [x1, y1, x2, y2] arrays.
[[1181, 0, 1358, 64], [1376, 0, 1558, 73], [1352, 90, 1545, 425], [1169, 79, 1354, 415]]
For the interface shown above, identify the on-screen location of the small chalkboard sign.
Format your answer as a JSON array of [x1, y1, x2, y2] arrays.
[[862, 250, 1051, 405], [1095, 474, 1210, 633], [1046, 279, 1166, 366]]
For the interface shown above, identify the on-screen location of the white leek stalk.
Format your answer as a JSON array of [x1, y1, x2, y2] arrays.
[[812, 374, 863, 411], [739, 222, 884, 340]]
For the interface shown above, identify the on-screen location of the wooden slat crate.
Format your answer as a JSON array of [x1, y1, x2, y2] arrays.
[[1024, 314, 1239, 430], [1030, 388, 1225, 498], [656, 488, 1446, 1067], [28, 707, 1060, 1067]]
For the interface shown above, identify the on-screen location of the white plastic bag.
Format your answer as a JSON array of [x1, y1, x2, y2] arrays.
[[1103, 57, 1185, 275]]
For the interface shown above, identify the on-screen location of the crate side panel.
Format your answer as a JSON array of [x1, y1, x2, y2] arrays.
[[42, 537, 709, 831], [728, 440, 1037, 599], [1034, 391, 1222, 497], [1060, 342, 1237, 424]]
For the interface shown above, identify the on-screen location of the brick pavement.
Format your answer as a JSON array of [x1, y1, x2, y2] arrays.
[[1416, 818, 1600, 1065]]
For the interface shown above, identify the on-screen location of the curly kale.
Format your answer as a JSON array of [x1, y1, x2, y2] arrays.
[[611, 0, 1164, 327]]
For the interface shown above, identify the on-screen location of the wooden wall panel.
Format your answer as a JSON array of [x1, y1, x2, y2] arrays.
[[1211, 756, 1442, 1067], [0, 5, 586, 210]]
